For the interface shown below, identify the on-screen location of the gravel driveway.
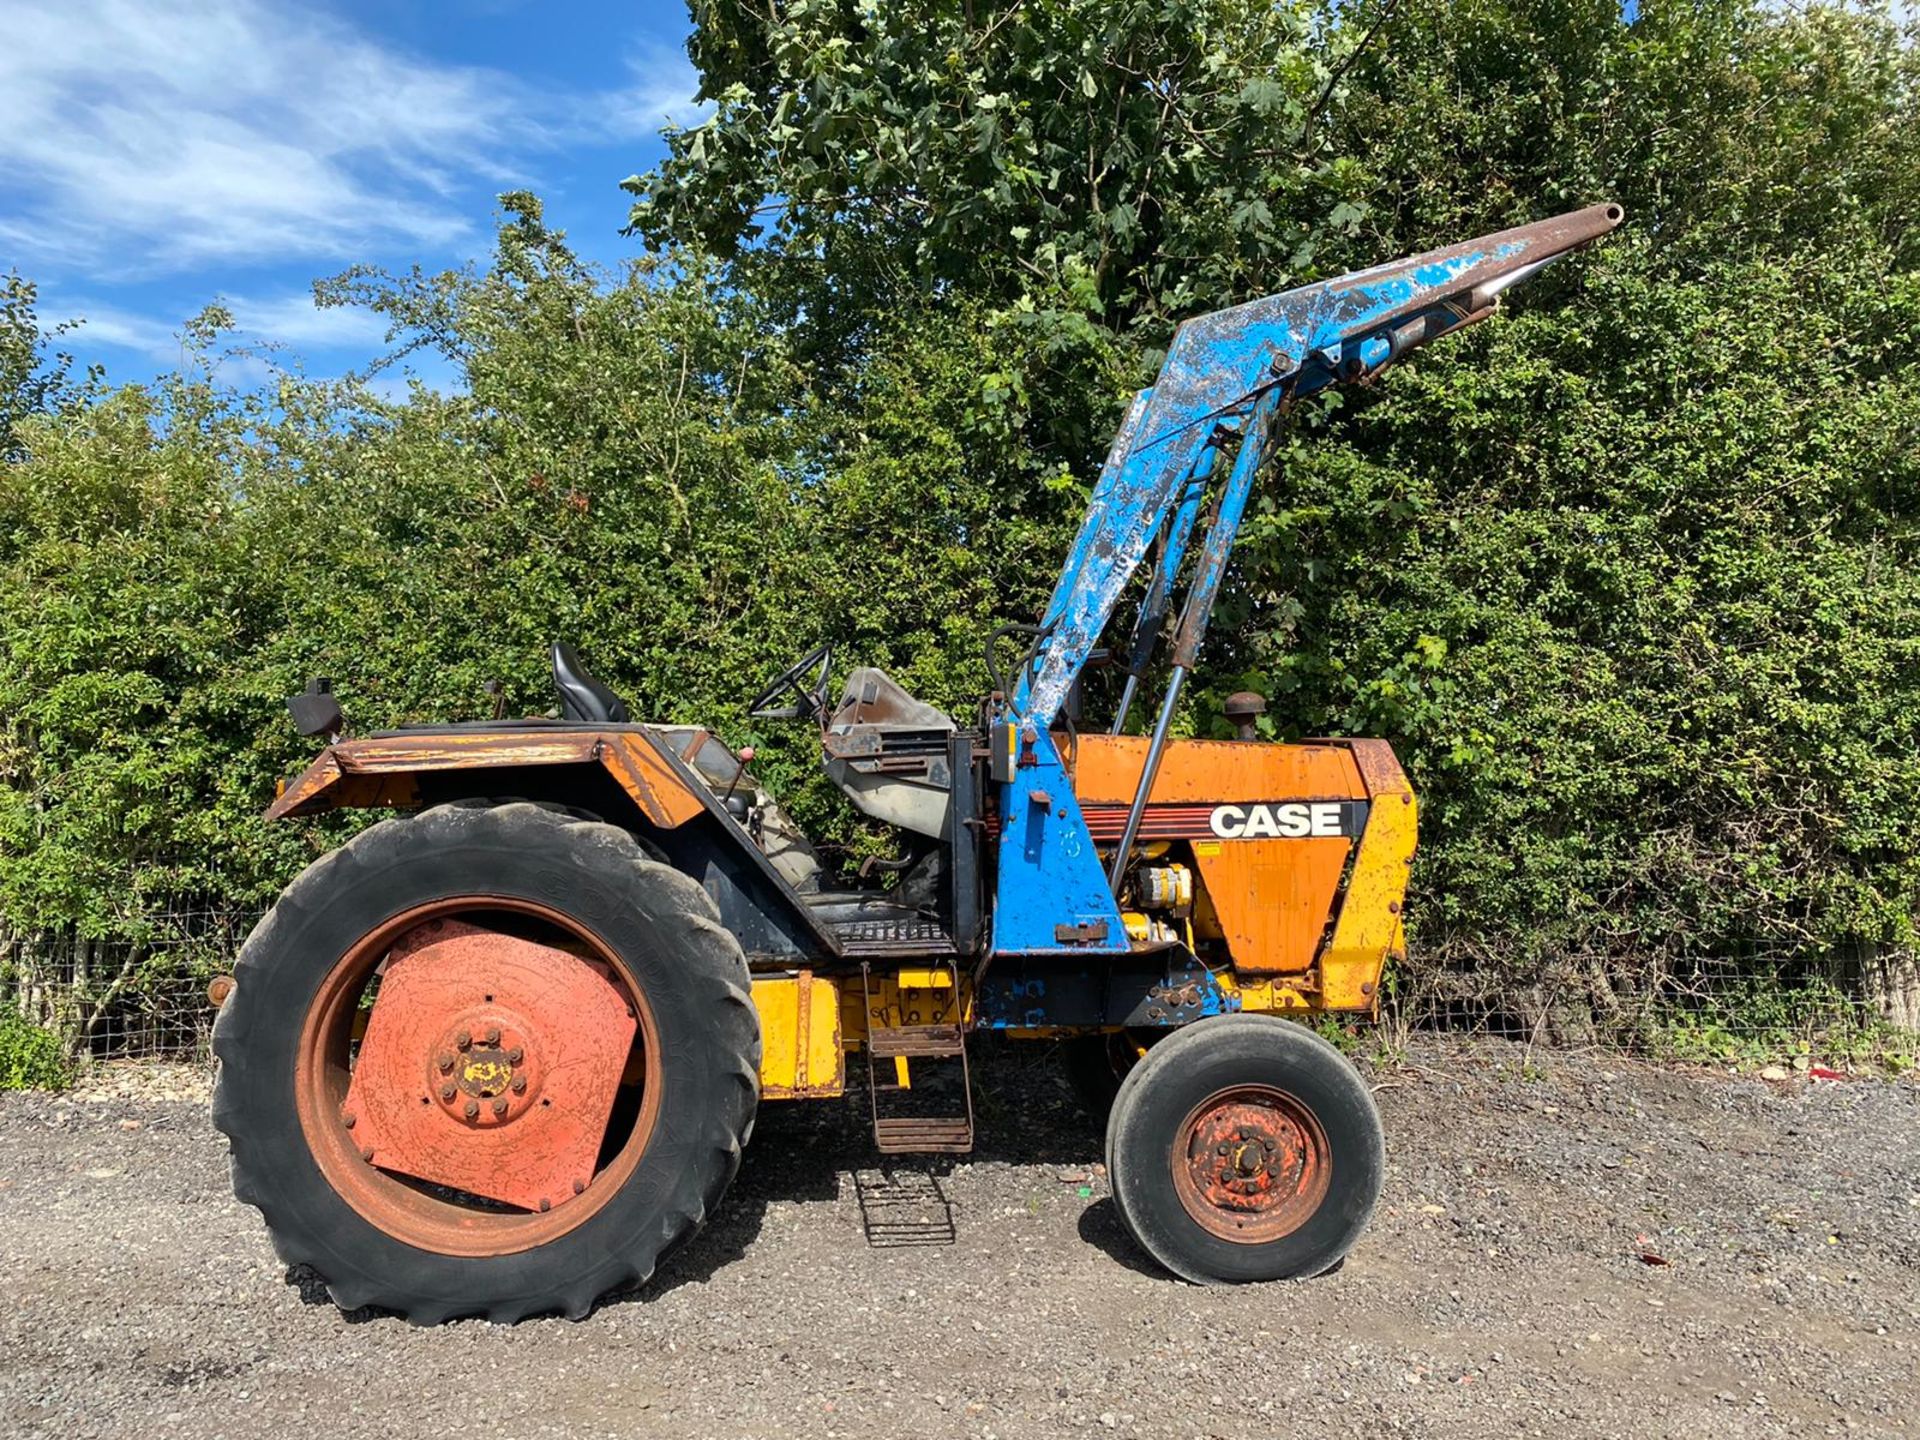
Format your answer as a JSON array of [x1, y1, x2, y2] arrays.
[[2, 1036, 1916, 1439]]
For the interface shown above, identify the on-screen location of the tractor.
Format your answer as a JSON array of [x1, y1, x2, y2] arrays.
[[211, 204, 1623, 1322]]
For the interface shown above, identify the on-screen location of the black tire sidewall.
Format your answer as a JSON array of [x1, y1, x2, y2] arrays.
[[214, 804, 756, 1317], [1106, 1016, 1383, 1284]]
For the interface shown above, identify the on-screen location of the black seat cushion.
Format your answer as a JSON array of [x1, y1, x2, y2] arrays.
[[551, 641, 631, 723]]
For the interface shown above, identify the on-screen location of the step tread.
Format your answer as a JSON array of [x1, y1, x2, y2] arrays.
[[867, 1024, 967, 1058], [873, 1116, 975, 1154]]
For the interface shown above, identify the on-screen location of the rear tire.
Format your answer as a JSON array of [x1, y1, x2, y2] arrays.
[[212, 801, 759, 1323], [1104, 1015, 1382, 1284]]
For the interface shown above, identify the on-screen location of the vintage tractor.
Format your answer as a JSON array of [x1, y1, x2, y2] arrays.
[[212, 204, 1622, 1322]]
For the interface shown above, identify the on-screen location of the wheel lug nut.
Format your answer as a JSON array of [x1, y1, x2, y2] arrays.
[[456, 1030, 472, 1051], [464, 1099, 480, 1120], [485, 1025, 501, 1046], [440, 1084, 457, 1102], [437, 1052, 455, 1073], [341, 1110, 357, 1129], [510, 1076, 528, 1095], [572, 1178, 586, 1196], [507, 1047, 524, 1064], [360, 1146, 375, 1163], [538, 1197, 551, 1213], [491, 1098, 509, 1117]]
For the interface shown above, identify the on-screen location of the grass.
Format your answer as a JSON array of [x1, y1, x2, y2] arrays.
[[1636, 974, 1917, 1073]]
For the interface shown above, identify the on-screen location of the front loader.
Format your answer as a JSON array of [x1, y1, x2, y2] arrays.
[[212, 203, 1623, 1321]]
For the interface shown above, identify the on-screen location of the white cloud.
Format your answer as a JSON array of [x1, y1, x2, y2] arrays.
[[57, 303, 182, 360], [601, 41, 710, 138], [0, 0, 531, 274], [229, 292, 389, 348], [2, 0, 699, 367], [53, 288, 385, 361]]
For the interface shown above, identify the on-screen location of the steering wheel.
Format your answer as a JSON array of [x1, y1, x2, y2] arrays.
[[748, 644, 833, 721]]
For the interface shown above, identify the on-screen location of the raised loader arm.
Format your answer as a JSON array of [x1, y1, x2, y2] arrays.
[[989, 203, 1624, 952], [1017, 202, 1625, 728]]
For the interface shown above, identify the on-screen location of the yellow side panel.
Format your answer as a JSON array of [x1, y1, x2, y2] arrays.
[[752, 973, 844, 1100], [1215, 975, 1315, 1014], [1320, 741, 1417, 1010]]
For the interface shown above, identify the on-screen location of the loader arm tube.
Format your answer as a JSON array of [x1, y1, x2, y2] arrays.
[[1111, 441, 1218, 735], [1105, 387, 1283, 888], [1013, 202, 1624, 729]]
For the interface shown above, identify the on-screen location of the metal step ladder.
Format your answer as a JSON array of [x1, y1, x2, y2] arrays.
[[860, 963, 974, 1154]]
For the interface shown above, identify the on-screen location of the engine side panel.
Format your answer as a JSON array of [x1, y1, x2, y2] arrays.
[[1070, 736, 1414, 1002]]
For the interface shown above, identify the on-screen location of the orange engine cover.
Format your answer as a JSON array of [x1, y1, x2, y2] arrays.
[[1071, 735, 1368, 976], [344, 919, 635, 1213]]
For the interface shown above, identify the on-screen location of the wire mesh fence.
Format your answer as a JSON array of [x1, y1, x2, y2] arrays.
[[1374, 942, 1920, 1070], [1, 907, 262, 1066], [3, 908, 1916, 1072]]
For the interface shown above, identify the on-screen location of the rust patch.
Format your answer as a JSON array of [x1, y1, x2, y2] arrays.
[[1170, 1084, 1331, 1244], [265, 728, 706, 828], [343, 918, 634, 1214]]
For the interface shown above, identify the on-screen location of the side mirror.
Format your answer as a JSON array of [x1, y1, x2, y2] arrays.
[[288, 678, 345, 741]]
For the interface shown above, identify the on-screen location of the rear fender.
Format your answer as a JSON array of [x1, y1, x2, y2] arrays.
[[268, 728, 707, 828], [267, 726, 841, 964]]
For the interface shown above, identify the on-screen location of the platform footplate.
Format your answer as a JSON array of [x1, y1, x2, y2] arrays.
[[860, 962, 974, 1155]]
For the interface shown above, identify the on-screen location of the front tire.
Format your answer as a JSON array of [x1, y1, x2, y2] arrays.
[[1105, 1014, 1383, 1284], [212, 802, 759, 1323]]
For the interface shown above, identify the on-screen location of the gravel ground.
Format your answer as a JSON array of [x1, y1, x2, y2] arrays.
[[2, 1035, 1916, 1440]]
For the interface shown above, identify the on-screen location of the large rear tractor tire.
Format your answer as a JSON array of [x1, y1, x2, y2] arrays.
[[1105, 1014, 1383, 1284], [212, 801, 759, 1323]]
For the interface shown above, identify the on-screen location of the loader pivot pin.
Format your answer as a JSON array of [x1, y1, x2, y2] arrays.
[[1171, 1085, 1332, 1243]]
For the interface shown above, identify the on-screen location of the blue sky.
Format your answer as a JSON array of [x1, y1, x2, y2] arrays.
[[1, 0, 701, 393]]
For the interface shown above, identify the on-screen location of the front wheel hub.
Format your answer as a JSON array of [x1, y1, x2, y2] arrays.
[[342, 919, 634, 1213], [1171, 1084, 1332, 1243]]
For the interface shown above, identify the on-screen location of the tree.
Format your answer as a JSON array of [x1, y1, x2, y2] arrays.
[[628, 0, 1382, 359], [0, 273, 92, 460]]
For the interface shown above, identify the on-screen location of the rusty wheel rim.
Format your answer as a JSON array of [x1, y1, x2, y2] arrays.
[[1170, 1084, 1331, 1244], [294, 896, 661, 1258]]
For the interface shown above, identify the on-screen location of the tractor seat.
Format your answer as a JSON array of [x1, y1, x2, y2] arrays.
[[551, 641, 631, 723]]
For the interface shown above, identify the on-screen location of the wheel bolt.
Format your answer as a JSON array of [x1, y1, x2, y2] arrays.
[[491, 1098, 509, 1118], [456, 1030, 472, 1051], [538, 1197, 551, 1213], [440, 1084, 457, 1102], [360, 1146, 375, 1163], [464, 1099, 480, 1120], [437, 1052, 455, 1073], [506, 1047, 524, 1064], [510, 1075, 528, 1095], [341, 1110, 357, 1129], [572, 1178, 586, 1196], [485, 1025, 501, 1046]]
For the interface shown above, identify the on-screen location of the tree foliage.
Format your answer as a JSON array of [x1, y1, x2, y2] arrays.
[[3, 1, 1919, 1042], [1, 273, 92, 460], [629, 0, 1377, 354]]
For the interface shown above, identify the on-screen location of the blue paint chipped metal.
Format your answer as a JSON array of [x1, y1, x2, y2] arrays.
[[989, 726, 1129, 953], [989, 203, 1624, 958], [1011, 203, 1625, 733], [974, 953, 1240, 1030]]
